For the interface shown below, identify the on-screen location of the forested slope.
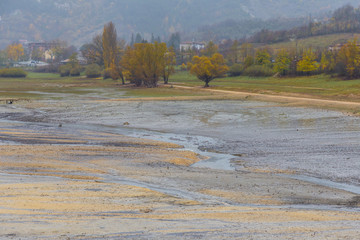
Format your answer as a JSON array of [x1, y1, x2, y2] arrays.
[[0, 0, 358, 47]]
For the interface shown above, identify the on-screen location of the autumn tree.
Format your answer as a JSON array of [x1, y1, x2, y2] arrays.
[[297, 49, 319, 74], [274, 49, 291, 76], [0, 50, 8, 66], [121, 45, 140, 85], [102, 22, 126, 84], [189, 53, 229, 87], [6, 43, 24, 62], [320, 51, 336, 74], [162, 46, 176, 84], [243, 55, 255, 68], [31, 48, 44, 61], [240, 43, 254, 63], [202, 41, 218, 57], [122, 42, 168, 87], [49, 40, 73, 63], [255, 48, 271, 65], [336, 38, 360, 78], [81, 34, 104, 66], [102, 22, 118, 69], [227, 40, 239, 65]]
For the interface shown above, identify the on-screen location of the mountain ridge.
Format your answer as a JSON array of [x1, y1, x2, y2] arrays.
[[0, 0, 359, 48]]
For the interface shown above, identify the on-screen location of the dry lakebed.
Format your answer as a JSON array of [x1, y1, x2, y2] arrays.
[[0, 87, 359, 239]]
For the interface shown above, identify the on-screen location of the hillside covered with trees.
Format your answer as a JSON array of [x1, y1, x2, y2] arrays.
[[1, 0, 359, 48], [247, 5, 360, 45]]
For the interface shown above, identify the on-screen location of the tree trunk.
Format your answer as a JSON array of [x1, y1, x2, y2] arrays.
[[204, 81, 210, 88]]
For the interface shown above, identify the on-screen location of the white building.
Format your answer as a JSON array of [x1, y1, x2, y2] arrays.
[[15, 60, 49, 67], [180, 41, 205, 52]]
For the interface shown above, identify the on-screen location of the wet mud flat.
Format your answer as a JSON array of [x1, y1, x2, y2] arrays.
[[0, 96, 359, 239]]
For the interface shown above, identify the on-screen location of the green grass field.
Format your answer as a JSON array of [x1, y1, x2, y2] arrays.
[[0, 73, 119, 99], [2, 70, 360, 102], [169, 71, 360, 101], [0, 72, 212, 100]]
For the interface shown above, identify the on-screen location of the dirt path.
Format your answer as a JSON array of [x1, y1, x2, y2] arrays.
[[169, 84, 360, 113]]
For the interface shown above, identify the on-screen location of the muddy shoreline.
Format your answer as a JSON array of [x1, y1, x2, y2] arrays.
[[0, 92, 359, 239]]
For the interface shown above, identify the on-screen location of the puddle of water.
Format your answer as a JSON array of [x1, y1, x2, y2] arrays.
[[105, 126, 235, 171]]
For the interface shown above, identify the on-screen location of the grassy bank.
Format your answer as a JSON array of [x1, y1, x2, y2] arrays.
[[3, 71, 360, 103], [170, 71, 360, 102], [0, 72, 214, 100], [0, 72, 116, 99]]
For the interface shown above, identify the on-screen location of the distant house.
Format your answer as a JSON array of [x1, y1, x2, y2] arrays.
[[44, 49, 55, 61], [17, 41, 60, 61], [328, 44, 344, 52], [328, 43, 360, 52], [26, 42, 59, 53], [15, 60, 49, 67], [60, 55, 86, 65], [180, 41, 205, 52]]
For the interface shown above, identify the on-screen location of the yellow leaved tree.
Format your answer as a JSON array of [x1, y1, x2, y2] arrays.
[[337, 38, 360, 78], [162, 46, 176, 84], [121, 42, 168, 87], [6, 43, 24, 62], [297, 49, 319, 74], [274, 49, 291, 76], [189, 53, 229, 87]]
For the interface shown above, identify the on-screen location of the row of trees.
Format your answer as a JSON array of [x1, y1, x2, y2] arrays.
[[185, 37, 360, 88], [80, 22, 176, 87], [273, 38, 360, 79], [219, 38, 360, 79], [80, 22, 360, 88], [248, 5, 360, 45]]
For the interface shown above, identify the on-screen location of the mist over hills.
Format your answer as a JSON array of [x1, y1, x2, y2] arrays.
[[0, 0, 359, 48]]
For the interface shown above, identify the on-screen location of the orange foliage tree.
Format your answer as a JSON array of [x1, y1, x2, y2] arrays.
[[102, 22, 127, 84], [189, 53, 229, 87], [337, 38, 360, 78], [6, 43, 24, 62], [122, 42, 169, 87]]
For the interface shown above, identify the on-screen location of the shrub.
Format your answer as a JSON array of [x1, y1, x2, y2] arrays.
[[85, 64, 102, 78], [243, 65, 274, 77], [70, 67, 81, 76], [0, 68, 27, 78], [129, 78, 143, 87], [59, 65, 71, 77], [180, 63, 187, 71], [228, 64, 243, 77], [33, 64, 59, 73]]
